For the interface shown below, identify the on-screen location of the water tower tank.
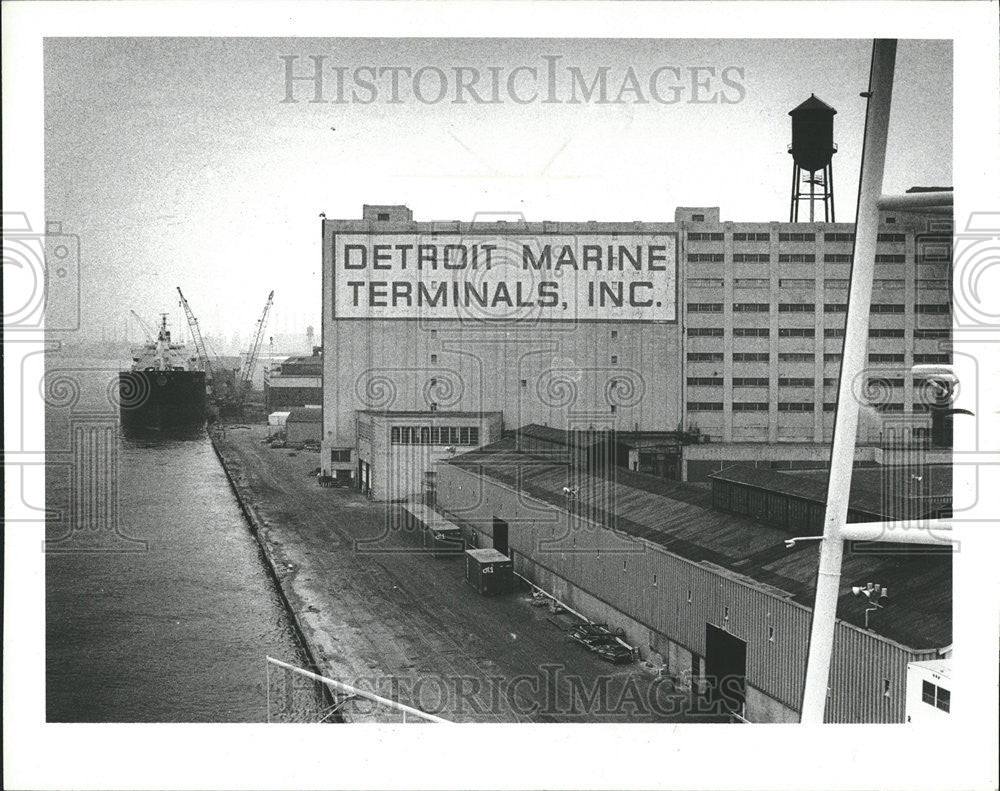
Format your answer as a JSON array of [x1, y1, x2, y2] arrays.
[[788, 94, 837, 172]]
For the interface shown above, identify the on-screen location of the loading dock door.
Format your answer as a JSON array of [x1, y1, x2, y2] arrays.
[[492, 517, 509, 557], [705, 624, 747, 717]]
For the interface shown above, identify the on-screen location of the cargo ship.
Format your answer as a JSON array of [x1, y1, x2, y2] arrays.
[[119, 314, 207, 430]]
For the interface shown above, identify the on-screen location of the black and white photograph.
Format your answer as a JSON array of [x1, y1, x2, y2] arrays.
[[4, 2, 999, 790]]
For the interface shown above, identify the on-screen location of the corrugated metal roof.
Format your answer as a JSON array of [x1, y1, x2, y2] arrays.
[[446, 439, 951, 650], [709, 464, 951, 519]]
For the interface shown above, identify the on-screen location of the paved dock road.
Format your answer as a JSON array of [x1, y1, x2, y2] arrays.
[[216, 426, 695, 723]]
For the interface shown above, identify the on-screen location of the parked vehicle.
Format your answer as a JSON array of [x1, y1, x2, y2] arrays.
[[594, 643, 634, 665]]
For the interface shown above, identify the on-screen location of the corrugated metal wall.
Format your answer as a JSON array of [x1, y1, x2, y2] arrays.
[[437, 463, 934, 722]]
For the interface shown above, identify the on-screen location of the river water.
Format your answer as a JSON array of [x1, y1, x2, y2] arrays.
[[45, 356, 315, 722]]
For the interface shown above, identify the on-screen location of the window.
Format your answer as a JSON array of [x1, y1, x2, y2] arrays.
[[912, 403, 930, 414], [688, 231, 723, 241], [885, 217, 896, 224], [779, 278, 815, 288], [688, 328, 724, 337], [823, 378, 838, 386], [692, 214, 705, 222], [779, 303, 815, 313], [377, 212, 390, 221], [687, 402, 723, 411], [914, 328, 949, 339], [430, 329, 438, 337], [824, 254, 852, 263], [330, 448, 351, 463], [688, 253, 725, 263], [733, 402, 769, 411], [768, 626, 775, 642], [778, 253, 816, 263], [875, 403, 904, 413], [733, 303, 770, 312], [653, 574, 657, 587], [430, 353, 438, 362], [779, 232, 816, 242], [687, 302, 724, 312], [688, 278, 724, 288], [733, 232, 771, 241], [825, 328, 845, 338], [520, 379, 527, 388], [687, 589, 693, 603], [916, 303, 950, 314], [823, 403, 837, 412], [779, 377, 815, 386], [824, 278, 849, 289], [824, 353, 842, 362], [916, 279, 949, 290], [870, 328, 904, 338], [687, 377, 723, 386], [610, 405, 617, 414], [778, 402, 815, 412], [869, 353, 905, 363], [914, 353, 951, 364], [873, 278, 904, 289], [878, 232, 906, 242], [782, 352, 815, 362], [733, 352, 770, 362], [688, 352, 724, 362], [922, 681, 951, 713], [824, 303, 847, 313], [733, 327, 769, 337], [778, 327, 815, 337], [734, 277, 769, 287], [611, 329, 618, 339], [870, 304, 905, 313], [733, 377, 768, 387], [611, 355, 619, 364], [392, 425, 479, 445], [824, 232, 855, 242], [875, 254, 906, 264], [733, 254, 771, 263]]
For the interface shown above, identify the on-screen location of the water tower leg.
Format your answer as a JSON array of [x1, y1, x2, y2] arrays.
[[790, 163, 801, 222], [827, 160, 836, 222]]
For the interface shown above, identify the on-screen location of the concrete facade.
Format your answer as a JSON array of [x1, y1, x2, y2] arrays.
[[321, 203, 951, 476], [356, 410, 502, 501]]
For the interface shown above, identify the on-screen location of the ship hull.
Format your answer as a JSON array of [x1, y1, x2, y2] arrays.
[[119, 370, 206, 430]]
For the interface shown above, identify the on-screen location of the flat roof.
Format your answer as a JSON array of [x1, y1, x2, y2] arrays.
[[286, 407, 323, 422], [445, 438, 951, 650]]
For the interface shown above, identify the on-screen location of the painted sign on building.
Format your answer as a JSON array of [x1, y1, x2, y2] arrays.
[[330, 232, 677, 322]]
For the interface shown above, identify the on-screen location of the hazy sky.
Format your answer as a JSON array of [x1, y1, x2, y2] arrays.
[[44, 38, 952, 342]]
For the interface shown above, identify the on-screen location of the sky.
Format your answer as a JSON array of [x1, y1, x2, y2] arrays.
[[44, 37, 952, 345]]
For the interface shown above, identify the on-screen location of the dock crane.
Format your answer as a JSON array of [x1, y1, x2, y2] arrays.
[[130, 310, 156, 343], [176, 287, 215, 385], [239, 290, 274, 393]]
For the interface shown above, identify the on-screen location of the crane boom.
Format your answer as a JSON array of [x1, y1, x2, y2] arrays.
[[130, 310, 156, 342], [176, 287, 215, 382], [240, 290, 274, 390]]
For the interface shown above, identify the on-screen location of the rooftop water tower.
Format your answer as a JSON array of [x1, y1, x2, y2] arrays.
[[788, 94, 837, 222]]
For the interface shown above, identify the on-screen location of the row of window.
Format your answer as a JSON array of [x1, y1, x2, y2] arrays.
[[685, 231, 910, 243], [688, 377, 815, 387], [689, 401, 947, 414], [687, 302, 948, 318], [688, 252, 935, 264], [687, 351, 950, 364], [689, 278, 945, 291], [390, 425, 480, 445]]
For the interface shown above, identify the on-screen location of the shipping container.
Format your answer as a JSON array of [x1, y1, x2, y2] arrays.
[[465, 548, 513, 596], [424, 524, 464, 558]]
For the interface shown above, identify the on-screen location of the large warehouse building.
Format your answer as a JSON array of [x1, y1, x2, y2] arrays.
[[320, 201, 952, 496]]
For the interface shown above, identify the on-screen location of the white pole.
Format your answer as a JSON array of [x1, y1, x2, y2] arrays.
[[799, 40, 897, 724]]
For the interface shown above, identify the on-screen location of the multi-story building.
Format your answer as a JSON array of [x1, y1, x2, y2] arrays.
[[320, 200, 951, 490]]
